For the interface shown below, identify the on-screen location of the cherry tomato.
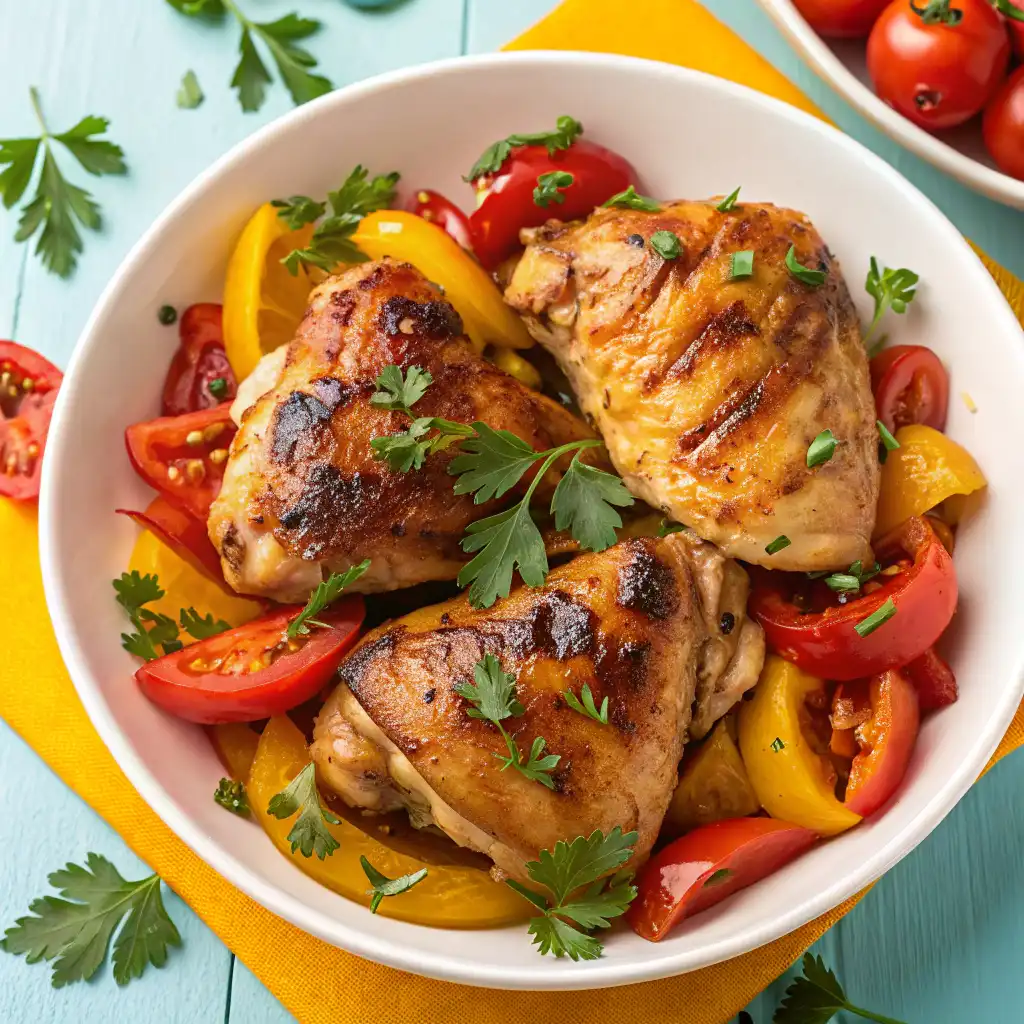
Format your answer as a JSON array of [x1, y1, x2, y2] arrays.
[[870, 344, 950, 432], [843, 669, 920, 816], [135, 597, 365, 724], [902, 645, 958, 708], [117, 497, 234, 594], [0, 341, 62, 501], [627, 818, 817, 941], [867, 0, 1011, 130], [792, 0, 892, 36], [162, 303, 237, 417], [406, 189, 474, 251], [468, 140, 635, 269], [125, 403, 236, 520], [983, 66, 1024, 181], [750, 516, 957, 681]]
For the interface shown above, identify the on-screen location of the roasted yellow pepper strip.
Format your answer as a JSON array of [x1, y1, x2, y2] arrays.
[[738, 656, 861, 836], [248, 716, 527, 928], [209, 723, 261, 782], [875, 424, 987, 537], [352, 210, 533, 352]]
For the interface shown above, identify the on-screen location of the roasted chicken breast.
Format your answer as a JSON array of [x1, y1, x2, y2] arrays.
[[311, 533, 764, 883], [505, 200, 880, 571], [208, 258, 597, 602]]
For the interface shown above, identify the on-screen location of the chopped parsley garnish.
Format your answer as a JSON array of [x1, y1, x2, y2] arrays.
[[807, 428, 838, 468], [823, 559, 882, 594], [877, 419, 900, 464], [771, 737, 785, 752], [464, 115, 583, 181], [267, 762, 340, 859], [113, 572, 183, 661], [715, 187, 741, 212], [730, 250, 754, 279], [176, 70, 205, 110], [287, 560, 370, 638], [214, 778, 250, 817], [208, 376, 228, 398], [658, 519, 687, 536], [765, 535, 791, 556], [157, 304, 177, 325], [864, 257, 919, 343], [703, 868, 733, 887], [360, 857, 428, 913], [649, 229, 682, 260], [563, 683, 609, 725], [533, 170, 574, 209], [602, 185, 660, 211], [854, 597, 897, 638], [785, 245, 827, 287]]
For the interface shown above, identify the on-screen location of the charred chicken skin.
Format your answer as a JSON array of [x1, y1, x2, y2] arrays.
[[504, 200, 880, 572]]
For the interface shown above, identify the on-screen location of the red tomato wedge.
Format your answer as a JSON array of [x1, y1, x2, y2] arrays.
[[628, 818, 817, 941], [406, 189, 474, 250], [0, 341, 63, 501], [117, 497, 233, 594], [468, 140, 635, 269], [792, 0, 891, 36], [162, 303, 237, 417], [135, 597, 364, 724], [870, 344, 949, 433], [844, 669, 920, 817], [903, 646, 958, 710], [750, 516, 957, 681], [125, 404, 236, 519]]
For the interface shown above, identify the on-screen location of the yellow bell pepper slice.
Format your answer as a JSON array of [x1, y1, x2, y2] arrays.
[[875, 424, 987, 537], [738, 656, 861, 836], [209, 723, 261, 782], [248, 716, 527, 928], [490, 346, 542, 389], [352, 210, 533, 352]]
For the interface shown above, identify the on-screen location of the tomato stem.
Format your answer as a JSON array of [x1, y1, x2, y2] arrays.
[[909, 0, 963, 25]]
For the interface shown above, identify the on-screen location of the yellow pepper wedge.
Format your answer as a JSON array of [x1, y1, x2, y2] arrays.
[[352, 210, 533, 352], [738, 656, 861, 836], [209, 723, 261, 781], [248, 716, 528, 928], [875, 424, 987, 538]]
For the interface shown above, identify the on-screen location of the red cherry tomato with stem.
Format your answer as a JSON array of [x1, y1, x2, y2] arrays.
[[983, 66, 1024, 181], [162, 303, 237, 417], [628, 818, 817, 941], [792, 0, 891, 36], [867, 0, 1011, 130], [993, 0, 1024, 59], [870, 344, 950, 432], [406, 189, 474, 251]]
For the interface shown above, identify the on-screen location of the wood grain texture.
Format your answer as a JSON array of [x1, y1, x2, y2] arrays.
[[0, 0, 1022, 1021]]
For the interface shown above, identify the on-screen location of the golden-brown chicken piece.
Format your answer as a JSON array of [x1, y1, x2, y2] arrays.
[[208, 258, 596, 602], [311, 533, 764, 883], [504, 201, 880, 571]]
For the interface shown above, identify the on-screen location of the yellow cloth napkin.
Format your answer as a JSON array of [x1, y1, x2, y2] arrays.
[[1, 2, 1022, 1022]]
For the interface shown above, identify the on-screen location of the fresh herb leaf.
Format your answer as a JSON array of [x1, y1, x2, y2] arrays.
[[464, 115, 583, 181], [179, 608, 230, 640], [113, 572, 181, 661], [498, 734, 561, 788], [602, 185, 660, 211], [864, 257, 919, 344], [650, 229, 682, 260], [232, 27, 272, 113], [166, 0, 226, 16], [806, 429, 838, 468], [449, 422, 542, 501], [267, 762, 340, 859], [774, 952, 908, 1024], [703, 868, 733, 887], [208, 376, 228, 398], [550, 452, 634, 553], [765, 535, 791, 556], [176, 70, 204, 110], [1, 88, 127, 278], [658, 519, 686, 536], [854, 597, 897, 639], [716, 186, 741, 212], [563, 683, 609, 725], [157, 304, 177, 325], [731, 250, 754, 279], [271, 193, 326, 230], [287, 560, 370, 638], [505, 827, 638, 960], [0, 853, 181, 988], [370, 364, 433, 416], [771, 737, 785, 752], [785, 245, 826, 287], [359, 857, 428, 914], [214, 778, 250, 817], [877, 419, 900, 454], [533, 170, 573, 209], [822, 559, 881, 594]]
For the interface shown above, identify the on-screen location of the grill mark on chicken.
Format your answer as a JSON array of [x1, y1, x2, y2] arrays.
[[528, 590, 596, 660], [379, 296, 463, 340], [270, 391, 334, 464], [328, 289, 357, 326], [218, 522, 245, 573], [338, 630, 400, 694], [667, 300, 759, 382], [616, 542, 680, 620]]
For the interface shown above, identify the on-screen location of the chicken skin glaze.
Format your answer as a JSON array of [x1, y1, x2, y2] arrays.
[[208, 258, 597, 602], [311, 533, 764, 884], [505, 200, 880, 572]]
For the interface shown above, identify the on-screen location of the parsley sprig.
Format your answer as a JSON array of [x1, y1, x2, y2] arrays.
[[1, 854, 181, 988], [267, 762, 340, 859], [773, 952, 907, 1023], [563, 684, 609, 725], [864, 257, 919, 348], [167, 1, 332, 112], [464, 115, 583, 181], [359, 857, 428, 914], [214, 778, 251, 817], [602, 185, 660, 211], [455, 655, 561, 788], [272, 164, 399, 275], [505, 827, 638, 960], [533, 170, 574, 208], [0, 87, 127, 278], [287, 560, 370, 638]]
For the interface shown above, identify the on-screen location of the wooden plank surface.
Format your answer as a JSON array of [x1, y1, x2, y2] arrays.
[[0, 1, 1021, 1021]]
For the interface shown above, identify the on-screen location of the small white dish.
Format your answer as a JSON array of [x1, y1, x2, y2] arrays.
[[758, 0, 1024, 209], [39, 51, 1024, 990]]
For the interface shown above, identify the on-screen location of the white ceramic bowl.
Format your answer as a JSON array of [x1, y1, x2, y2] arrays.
[[757, 0, 1024, 210], [40, 52, 1024, 990]]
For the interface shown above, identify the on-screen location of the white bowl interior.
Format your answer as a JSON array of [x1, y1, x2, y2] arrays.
[[40, 53, 1024, 990]]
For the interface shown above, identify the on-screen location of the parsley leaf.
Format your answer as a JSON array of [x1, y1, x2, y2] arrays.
[[854, 597, 897, 639], [287, 560, 370, 638], [602, 185, 660, 211], [267, 762, 340, 859], [650, 229, 682, 260], [864, 257, 919, 344], [716, 186, 741, 212], [179, 608, 230, 640], [1, 88, 126, 278], [505, 827, 638, 960], [765, 535, 791, 556], [785, 245, 827, 287], [731, 250, 754, 279], [113, 572, 182, 661], [533, 170, 574, 208], [550, 452, 634, 552], [449, 423, 544, 502], [877, 420, 900, 463], [774, 952, 908, 1024], [214, 778, 250, 817], [563, 683, 609, 725], [370, 364, 433, 415], [270, 193, 326, 230], [658, 519, 687, 536], [176, 70, 204, 110], [0, 853, 181, 988], [464, 115, 583, 181], [806, 429, 839, 468], [359, 857, 428, 913]]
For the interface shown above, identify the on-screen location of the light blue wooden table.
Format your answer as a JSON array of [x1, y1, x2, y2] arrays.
[[1, 1, 1022, 1021]]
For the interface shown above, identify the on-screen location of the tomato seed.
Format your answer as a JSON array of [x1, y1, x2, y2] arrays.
[[208, 448, 228, 465], [185, 459, 206, 482], [185, 429, 204, 447]]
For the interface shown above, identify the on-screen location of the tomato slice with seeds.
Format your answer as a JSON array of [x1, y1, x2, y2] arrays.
[[135, 597, 365, 724], [870, 344, 949, 433], [162, 303, 237, 417], [406, 189, 475, 251], [0, 341, 62, 501], [125, 403, 236, 519]]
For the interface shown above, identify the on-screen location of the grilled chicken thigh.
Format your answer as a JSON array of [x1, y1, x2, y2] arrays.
[[505, 201, 880, 571], [311, 533, 764, 883], [209, 258, 597, 602]]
